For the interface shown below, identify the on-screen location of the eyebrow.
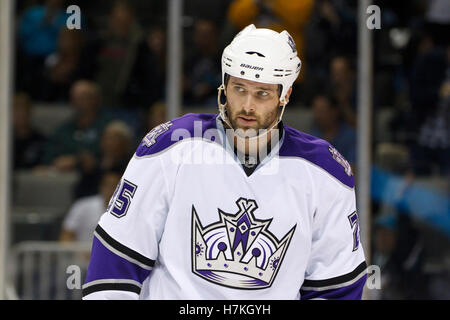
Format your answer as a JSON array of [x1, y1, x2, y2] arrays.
[[230, 81, 275, 92]]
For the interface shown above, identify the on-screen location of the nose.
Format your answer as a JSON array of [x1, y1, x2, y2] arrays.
[[241, 94, 255, 114]]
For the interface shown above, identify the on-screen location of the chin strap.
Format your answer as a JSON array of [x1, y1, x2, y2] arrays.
[[217, 84, 288, 141], [217, 84, 233, 129]]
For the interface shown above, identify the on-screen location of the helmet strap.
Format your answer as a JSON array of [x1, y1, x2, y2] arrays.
[[217, 84, 233, 129]]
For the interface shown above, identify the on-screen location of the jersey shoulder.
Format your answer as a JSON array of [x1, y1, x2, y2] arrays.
[[135, 113, 218, 157], [279, 125, 354, 188]]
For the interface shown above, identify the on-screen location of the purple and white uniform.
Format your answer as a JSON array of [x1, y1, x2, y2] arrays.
[[82, 113, 367, 300]]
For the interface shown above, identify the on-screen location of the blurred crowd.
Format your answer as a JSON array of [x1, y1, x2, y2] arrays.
[[11, 0, 450, 299]]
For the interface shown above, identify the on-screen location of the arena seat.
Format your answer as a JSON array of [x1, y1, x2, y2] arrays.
[[11, 207, 64, 243], [31, 103, 73, 137], [13, 170, 79, 210]]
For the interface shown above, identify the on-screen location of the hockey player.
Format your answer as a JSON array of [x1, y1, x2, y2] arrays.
[[82, 24, 367, 300]]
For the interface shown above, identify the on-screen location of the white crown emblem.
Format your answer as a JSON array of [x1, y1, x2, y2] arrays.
[[328, 145, 353, 176], [192, 198, 296, 289], [142, 121, 172, 147]]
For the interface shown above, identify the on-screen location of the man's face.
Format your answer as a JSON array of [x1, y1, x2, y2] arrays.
[[312, 96, 338, 129], [109, 5, 134, 38], [194, 20, 216, 52], [101, 128, 130, 157], [225, 76, 286, 133], [70, 82, 99, 114], [330, 57, 352, 84]]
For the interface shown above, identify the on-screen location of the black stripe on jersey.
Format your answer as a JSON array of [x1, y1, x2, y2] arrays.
[[95, 225, 155, 268], [82, 283, 141, 297], [302, 261, 367, 288]]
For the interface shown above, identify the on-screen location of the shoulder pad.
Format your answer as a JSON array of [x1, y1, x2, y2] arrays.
[[279, 125, 354, 188], [135, 113, 218, 157]]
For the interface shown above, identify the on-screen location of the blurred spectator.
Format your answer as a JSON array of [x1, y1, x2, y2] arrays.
[[94, 0, 161, 109], [41, 29, 96, 102], [146, 26, 166, 87], [373, 213, 429, 299], [310, 93, 356, 165], [390, 29, 439, 145], [303, 0, 356, 104], [227, 0, 315, 85], [425, 0, 450, 47], [41, 80, 113, 173], [136, 101, 168, 145], [18, 0, 67, 58], [147, 101, 167, 132], [305, 0, 356, 77], [16, 0, 69, 99], [411, 78, 450, 176], [328, 55, 357, 128], [403, 35, 449, 175], [74, 120, 133, 199], [13, 92, 47, 170], [184, 18, 222, 106], [99, 121, 133, 172], [408, 40, 447, 132], [60, 170, 121, 243]]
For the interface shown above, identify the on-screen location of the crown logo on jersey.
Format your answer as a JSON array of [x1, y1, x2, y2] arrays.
[[329, 145, 353, 176], [142, 121, 173, 147], [191, 198, 296, 290]]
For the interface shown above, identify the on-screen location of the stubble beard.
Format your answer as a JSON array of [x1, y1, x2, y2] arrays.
[[225, 101, 281, 157], [226, 102, 280, 136]]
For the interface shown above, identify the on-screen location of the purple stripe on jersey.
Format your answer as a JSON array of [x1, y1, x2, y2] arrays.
[[197, 270, 226, 282], [279, 125, 354, 188], [240, 279, 268, 287], [135, 113, 219, 157], [300, 274, 367, 300], [84, 236, 151, 285]]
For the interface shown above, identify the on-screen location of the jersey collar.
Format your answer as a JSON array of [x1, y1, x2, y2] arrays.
[[216, 115, 285, 177]]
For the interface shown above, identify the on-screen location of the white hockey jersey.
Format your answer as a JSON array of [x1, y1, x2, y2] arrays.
[[82, 113, 366, 300]]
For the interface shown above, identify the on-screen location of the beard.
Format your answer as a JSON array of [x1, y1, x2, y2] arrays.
[[226, 101, 281, 134], [224, 100, 282, 157]]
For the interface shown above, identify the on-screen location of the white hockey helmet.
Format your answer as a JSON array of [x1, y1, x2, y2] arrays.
[[220, 24, 301, 104]]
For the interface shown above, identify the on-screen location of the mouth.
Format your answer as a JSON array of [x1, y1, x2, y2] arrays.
[[237, 115, 257, 125]]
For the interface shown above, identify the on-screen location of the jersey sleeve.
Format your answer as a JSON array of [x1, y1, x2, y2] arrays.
[[82, 152, 172, 300], [300, 181, 367, 300]]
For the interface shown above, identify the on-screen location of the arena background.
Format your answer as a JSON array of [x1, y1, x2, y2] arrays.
[[0, 0, 449, 300]]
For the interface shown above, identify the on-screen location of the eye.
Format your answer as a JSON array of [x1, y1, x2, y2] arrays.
[[234, 86, 245, 93], [257, 91, 269, 97]]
